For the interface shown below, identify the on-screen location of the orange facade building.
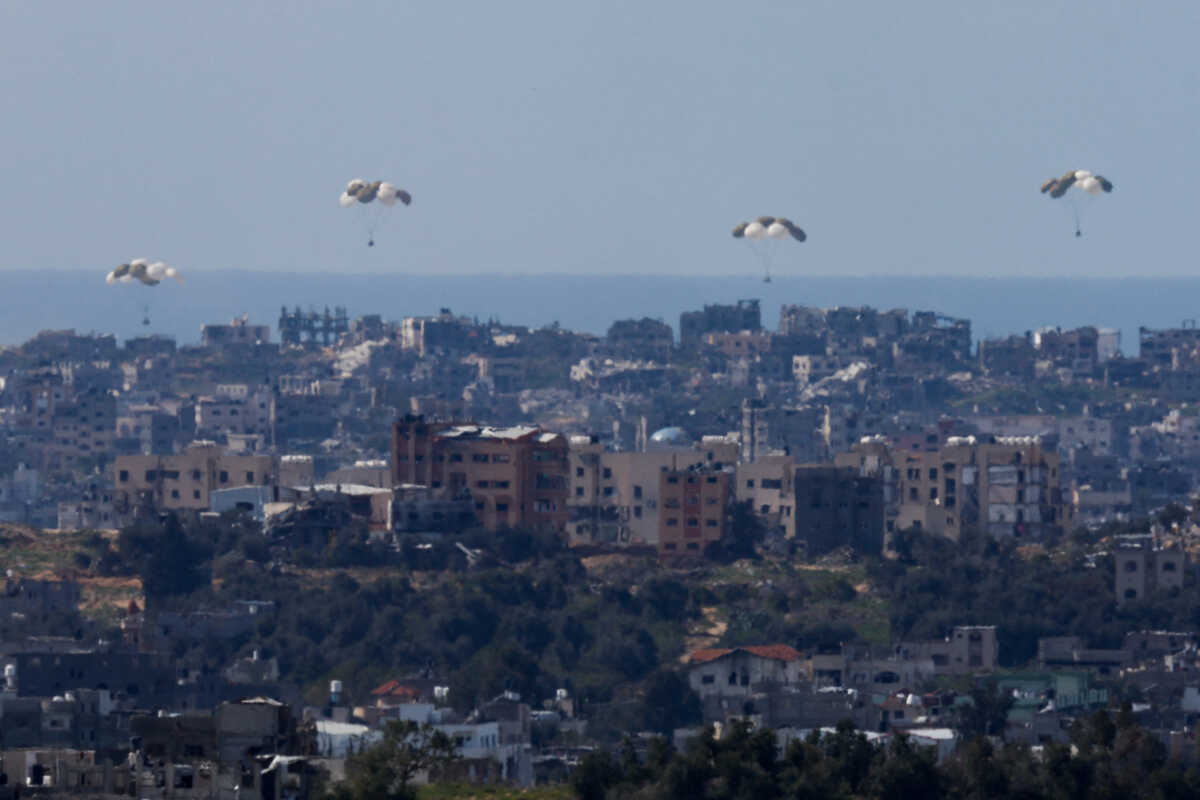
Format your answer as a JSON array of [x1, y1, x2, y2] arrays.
[[657, 468, 730, 557], [391, 416, 569, 533]]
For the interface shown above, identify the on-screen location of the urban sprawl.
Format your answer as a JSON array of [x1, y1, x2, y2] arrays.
[[1, 298, 1199, 797]]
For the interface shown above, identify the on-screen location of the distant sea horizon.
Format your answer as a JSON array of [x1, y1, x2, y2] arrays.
[[2, 270, 1197, 356]]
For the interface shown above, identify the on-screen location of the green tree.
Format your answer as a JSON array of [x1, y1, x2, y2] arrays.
[[639, 669, 702, 735], [570, 749, 624, 800], [332, 721, 457, 800], [956, 683, 1015, 741]]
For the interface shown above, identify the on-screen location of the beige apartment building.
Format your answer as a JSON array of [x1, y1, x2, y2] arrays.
[[50, 388, 116, 463], [735, 456, 796, 539], [838, 434, 1070, 542], [567, 435, 737, 547], [114, 441, 273, 514]]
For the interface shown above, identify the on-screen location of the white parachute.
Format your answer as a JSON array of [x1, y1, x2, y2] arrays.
[[1039, 169, 1114, 237], [339, 178, 412, 246], [105, 259, 184, 326], [732, 216, 806, 282]]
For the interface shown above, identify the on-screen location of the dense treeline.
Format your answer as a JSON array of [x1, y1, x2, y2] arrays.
[[569, 712, 1200, 800], [870, 526, 1198, 665], [103, 511, 710, 727], [97, 506, 1200, 724]]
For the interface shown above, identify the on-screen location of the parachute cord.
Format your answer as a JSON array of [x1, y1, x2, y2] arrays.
[[1073, 204, 1081, 237]]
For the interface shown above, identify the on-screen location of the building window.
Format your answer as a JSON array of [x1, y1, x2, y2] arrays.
[[705, 519, 718, 527], [192, 470, 202, 481], [246, 471, 255, 484], [496, 502, 508, 512], [687, 542, 699, 550], [575, 487, 584, 497], [634, 506, 642, 518], [701, 675, 714, 685], [667, 476, 679, 484], [666, 517, 679, 527], [119, 470, 129, 482], [450, 453, 463, 463], [472, 454, 489, 463], [495, 480, 510, 489], [1125, 561, 1139, 572], [603, 486, 614, 497], [476, 480, 489, 489], [634, 485, 642, 499], [576, 467, 584, 477], [602, 467, 612, 479], [687, 518, 699, 527], [493, 454, 510, 463], [193, 490, 201, 500], [170, 490, 179, 499], [219, 471, 229, 484]]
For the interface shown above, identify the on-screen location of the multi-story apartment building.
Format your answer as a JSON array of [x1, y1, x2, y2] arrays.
[[1139, 323, 1200, 368], [978, 334, 1036, 378], [605, 318, 673, 362], [679, 300, 760, 349], [838, 434, 1070, 542], [399, 309, 480, 357], [834, 436, 902, 541], [792, 354, 850, 387], [702, 331, 773, 361], [740, 400, 828, 463], [50, 387, 116, 464], [115, 405, 181, 455], [895, 435, 1069, 540], [1034, 326, 1100, 371], [113, 441, 274, 515], [194, 385, 274, 441], [7, 369, 68, 433], [201, 316, 271, 347], [736, 456, 796, 539], [792, 465, 885, 556], [390, 416, 568, 533], [568, 434, 738, 547], [657, 467, 730, 557], [1114, 541, 1186, 607]]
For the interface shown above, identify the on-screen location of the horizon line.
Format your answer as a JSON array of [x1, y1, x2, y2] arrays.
[[2, 269, 1195, 281]]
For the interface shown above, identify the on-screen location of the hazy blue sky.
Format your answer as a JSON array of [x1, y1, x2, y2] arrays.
[[2, 1, 1195, 278]]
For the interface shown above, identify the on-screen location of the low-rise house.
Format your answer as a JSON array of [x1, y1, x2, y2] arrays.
[[687, 645, 806, 700]]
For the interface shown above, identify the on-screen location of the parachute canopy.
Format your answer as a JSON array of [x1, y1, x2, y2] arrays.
[[731, 216, 806, 242], [105, 259, 183, 286], [731, 215, 807, 282], [339, 179, 411, 208], [1040, 169, 1113, 199]]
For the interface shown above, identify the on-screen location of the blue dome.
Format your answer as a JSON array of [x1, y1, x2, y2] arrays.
[[649, 426, 690, 445]]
